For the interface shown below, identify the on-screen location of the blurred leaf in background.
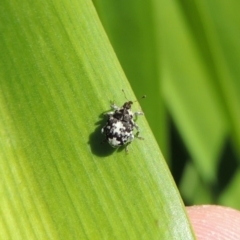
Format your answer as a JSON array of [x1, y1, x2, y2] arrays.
[[93, 0, 240, 209]]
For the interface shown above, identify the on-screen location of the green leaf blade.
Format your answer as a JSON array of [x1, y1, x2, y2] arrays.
[[0, 0, 195, 239]]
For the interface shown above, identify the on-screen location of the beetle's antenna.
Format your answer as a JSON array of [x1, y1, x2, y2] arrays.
[[139, 95, 146, 101], [122, 89, 128, 101], [122, 89, 146, 102], [133, 94, 146, 103]]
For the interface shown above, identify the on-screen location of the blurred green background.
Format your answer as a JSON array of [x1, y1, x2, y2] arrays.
[[93, 0, 240, 209]]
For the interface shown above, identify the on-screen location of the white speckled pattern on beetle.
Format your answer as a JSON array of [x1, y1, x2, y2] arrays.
[[101, 100, 144, 152]]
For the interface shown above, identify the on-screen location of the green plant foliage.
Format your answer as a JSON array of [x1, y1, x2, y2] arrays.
[[93, 0, 169, 160], [0, 0, 195, 239], [93, 0, 240, 210]]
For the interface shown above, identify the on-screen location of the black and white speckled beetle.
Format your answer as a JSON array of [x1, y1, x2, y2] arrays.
[[101, 91, 145, 152]]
